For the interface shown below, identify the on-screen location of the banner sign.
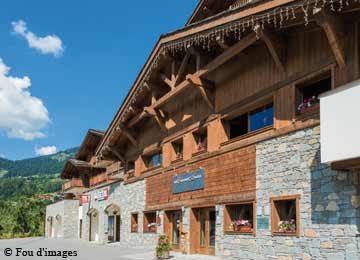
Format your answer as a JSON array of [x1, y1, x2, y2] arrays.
[[94, 187, 109, 201], [172, 169, 204, 194], [80, 195, 90, 204]]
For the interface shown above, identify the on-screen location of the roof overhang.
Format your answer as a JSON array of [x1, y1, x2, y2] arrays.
[[76, 129, 104, 161], [61, 159, 106, 179]]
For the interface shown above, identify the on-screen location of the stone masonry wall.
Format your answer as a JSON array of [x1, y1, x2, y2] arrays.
[[216, 125, 360, 260], [81, 179, 158, 248], [45, 200, 79, 239]]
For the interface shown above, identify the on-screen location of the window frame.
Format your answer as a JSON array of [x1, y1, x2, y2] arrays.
[[143, 211, 157, 233], [270, 195, 300, 237], [223, 201, 256, 236], [171, 138, 184, 163], [192, 127, 208, 156], [131, 213, 139, 233], [143, 150, 163, 171]]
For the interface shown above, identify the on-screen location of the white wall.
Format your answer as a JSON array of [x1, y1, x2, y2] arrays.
[[320, 80, 360, 163]]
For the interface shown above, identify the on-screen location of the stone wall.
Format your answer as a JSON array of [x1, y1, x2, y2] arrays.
[[216, 125, 360, 260], [81, 179, 158, 248], [45, 200, 79, 239]]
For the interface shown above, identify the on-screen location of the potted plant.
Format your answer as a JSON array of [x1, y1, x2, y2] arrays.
[[156, 235, 171, 259], [148, 222, 157, 232], [278, 219, 296, 233], [297, 96, 319, 114], [230, 219, 252, 232]]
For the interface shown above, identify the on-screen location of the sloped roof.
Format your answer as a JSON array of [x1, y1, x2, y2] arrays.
[[61, 159, 106, 179], [76, 129, 104, 161]]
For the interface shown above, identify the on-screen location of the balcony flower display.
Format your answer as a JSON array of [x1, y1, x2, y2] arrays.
[[297, 96, 319, 114], [196, 138, 207, 151], [278, 219, 296, 233], [230, 219, 252, 232], [148, 222, 157, 232]]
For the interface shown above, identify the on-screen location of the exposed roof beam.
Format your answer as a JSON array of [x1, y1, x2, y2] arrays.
[[315, 9, 346, 68], [117, 124, 138, 148], [108, 146, 125, 163], [175, 52, 191, 86], [144, 107, 167, 132], [160, 73, 175, 90], [128, 32, 258, 126], [188, 74, 215, 111], [258, 28, 286, 72]]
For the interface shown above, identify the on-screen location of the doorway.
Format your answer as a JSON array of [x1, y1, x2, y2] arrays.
[[89, 209, 99, 242], [191, 207, 216, 256], [165, 210, 182, 251], [105, 204, 121, 243]]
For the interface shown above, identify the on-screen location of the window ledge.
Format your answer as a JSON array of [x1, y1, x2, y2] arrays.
[[171, 158, 183, 164], [141, 165, 162, 174], [131, 231, 138, 233], [221, 125, 274, 147], [224, 230, 254, 235], [192, 149, 207, 157], [296, 103, 320, 121], [272, 231, 297, 237], [143, 231, 157, 234]]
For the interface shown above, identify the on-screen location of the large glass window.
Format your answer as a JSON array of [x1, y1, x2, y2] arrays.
[[228, 103, 274, 139]]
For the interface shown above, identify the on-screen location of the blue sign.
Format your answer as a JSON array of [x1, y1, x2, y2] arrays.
[[257, 217, 269, 230], [172, 169, 204, 194]]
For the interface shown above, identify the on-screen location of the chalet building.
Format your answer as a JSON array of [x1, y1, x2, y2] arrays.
[[47, 0, 360, 259]]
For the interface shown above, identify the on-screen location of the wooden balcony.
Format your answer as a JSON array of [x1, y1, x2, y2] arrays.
[[62, 178, 86, 193]]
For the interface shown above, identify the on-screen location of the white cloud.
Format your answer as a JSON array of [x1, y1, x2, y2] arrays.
[[12, 20, 64, 57], [35, 145, 57, 156], [0, 154, 5, 158], [0, 58, 51, 140]]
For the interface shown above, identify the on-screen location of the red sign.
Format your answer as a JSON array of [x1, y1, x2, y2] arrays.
[[94, 187, 109, 201], [80, 195, 90, 204]]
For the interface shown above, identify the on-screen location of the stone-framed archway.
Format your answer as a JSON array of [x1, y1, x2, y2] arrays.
[[88, 208, 100, 242], [104, 204, 121, 243]]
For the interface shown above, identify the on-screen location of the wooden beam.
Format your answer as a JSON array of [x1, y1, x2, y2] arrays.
[[188, 75, 215, 111], [144, 107, 167, 132], [161, 74, 174, 90], [187, 74, 215, 89], [216, 35, 230, 50], [315, 9, 346, 68], [128, 32, 258, 126], [331, 157, 360, 171], [171, 61, 176, 83], [258, 28, 286, 72], [117, 124, 138, 148], [188, 46, 202, 70], [108, 146, 125, 163], [175, 52, 191, 86]]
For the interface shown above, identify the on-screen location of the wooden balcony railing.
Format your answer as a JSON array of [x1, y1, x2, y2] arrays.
[[90, 172, 108, 187], [62, 178, 84, 192]]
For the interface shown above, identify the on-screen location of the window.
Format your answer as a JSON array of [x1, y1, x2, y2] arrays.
[[228, 103, 274, 139], [193, 128, 207, 154], [144, 151, 162, 169], [126, 161, 135, 175], [224, 202, 255, 234], [172, 139, 183, 161], [271, 195, 300, 237], [296, 74, 331, 114], [131, 213, 138, 233], [143, 212, 157, 233]]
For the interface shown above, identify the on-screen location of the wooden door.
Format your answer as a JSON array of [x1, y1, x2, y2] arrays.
[[192, 207, 216, 256], [168, 211, 182, 251], [115, 215, 121, 242]]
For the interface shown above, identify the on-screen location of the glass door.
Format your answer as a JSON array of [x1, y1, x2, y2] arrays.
[[108, 216, 114, 242], [167, 210, 182, 251], [197, 208, 216, 255]]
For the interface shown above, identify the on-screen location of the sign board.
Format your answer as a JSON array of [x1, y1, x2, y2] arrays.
[[94, 187, 109, 201], [80, 195, 90, 204], [172, 169, 204, 194], [257, 216, 269, 230]]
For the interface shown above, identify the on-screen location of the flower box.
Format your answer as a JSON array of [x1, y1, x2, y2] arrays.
[[237, 225, 252, 232]]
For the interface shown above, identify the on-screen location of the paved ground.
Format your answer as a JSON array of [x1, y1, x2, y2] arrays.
[[0, 238, 221, 260]]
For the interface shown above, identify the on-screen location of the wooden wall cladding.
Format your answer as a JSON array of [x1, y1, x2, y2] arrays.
[[146, 145, 256, 209]]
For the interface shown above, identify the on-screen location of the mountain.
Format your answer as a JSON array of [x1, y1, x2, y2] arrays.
[[0, 147, 79, 178]]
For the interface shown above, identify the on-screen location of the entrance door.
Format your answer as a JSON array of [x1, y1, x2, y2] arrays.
[[192, 207, 216, 255], [108, 216, 115, 242], [115, 215, 120, 242], [166, 211, 182, 251]]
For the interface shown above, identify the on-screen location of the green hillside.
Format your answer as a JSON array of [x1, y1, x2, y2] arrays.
[[0, 147, 78, 178], [0, 147, 79, 239]]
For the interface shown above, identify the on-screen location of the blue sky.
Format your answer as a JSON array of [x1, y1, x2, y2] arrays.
[[0, 1, 198, 160]]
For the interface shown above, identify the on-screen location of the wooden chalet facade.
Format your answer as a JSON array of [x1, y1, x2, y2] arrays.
[[46, 0, 360, 258]]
